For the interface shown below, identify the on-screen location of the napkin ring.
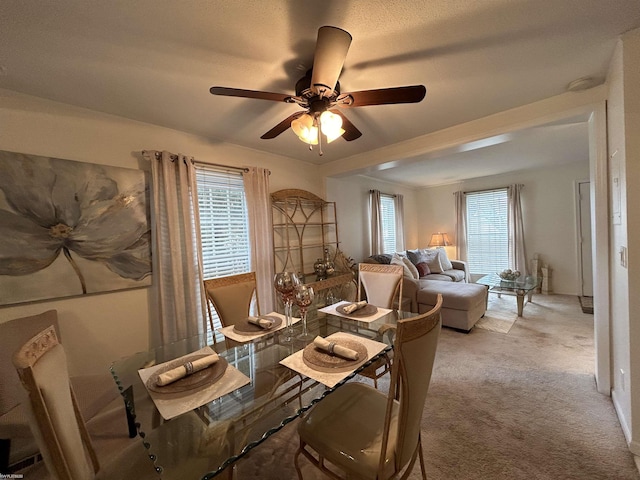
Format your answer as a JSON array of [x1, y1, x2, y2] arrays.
[[184, 361, 194, 375], [328, 342, 336, 355]]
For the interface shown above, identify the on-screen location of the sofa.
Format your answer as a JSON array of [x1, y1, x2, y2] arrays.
[[363, 248, 487, 331]]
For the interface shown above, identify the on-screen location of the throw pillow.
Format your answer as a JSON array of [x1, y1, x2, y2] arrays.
[[416, 262, 431, 277], [436, 247, 453, 271], [391, 253, 416, 279], [402, 256, 420, 280], [406, 249, 424, 266], [420, 248, 443, 273], [370, 254, 392, 264]]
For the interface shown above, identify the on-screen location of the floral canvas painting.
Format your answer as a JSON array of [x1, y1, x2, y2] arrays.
[[0, 150, 152, 305]]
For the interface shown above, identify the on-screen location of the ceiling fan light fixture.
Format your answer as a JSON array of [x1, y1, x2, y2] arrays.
[[325, 127, 345, 144], [291, 114, 318, 144], [210, 25, 426, 155], [319, 110, 343, 137]]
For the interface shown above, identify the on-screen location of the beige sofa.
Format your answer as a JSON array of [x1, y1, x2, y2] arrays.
[[363, 252, 487, 331], [363, 253, 469, 311], [416, 281, 487, 332]]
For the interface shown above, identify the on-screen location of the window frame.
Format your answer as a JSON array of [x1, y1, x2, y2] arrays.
[[194, 164, 251, 341], [379, 193, 397, 254], [465, 188, 509, 275]]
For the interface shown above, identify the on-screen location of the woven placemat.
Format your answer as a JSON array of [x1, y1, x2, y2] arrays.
[[302, 339, 368, 373], [146, 354, 228, 394], [233, 315, 283, 334], [336, 303, 378, 317]]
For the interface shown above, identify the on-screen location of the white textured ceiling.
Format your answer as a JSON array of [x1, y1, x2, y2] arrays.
[[1, 0, 639, 186]]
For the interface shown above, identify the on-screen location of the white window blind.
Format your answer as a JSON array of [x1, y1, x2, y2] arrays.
[[380, 194, 396, 254], [195, 164, 250, 340], [466, 189, 509, 275], [195, 165, 250, 278]]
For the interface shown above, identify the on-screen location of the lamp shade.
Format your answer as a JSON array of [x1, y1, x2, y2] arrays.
[[428, 232, 451, 247]]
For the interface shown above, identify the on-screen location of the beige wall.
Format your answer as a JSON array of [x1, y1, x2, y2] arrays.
[[415, 162, 589, 294], [326, 160, 591, 297], [0, 89, 323, 376], [607, 28, 640, 455], [325, 176, 419, 263]]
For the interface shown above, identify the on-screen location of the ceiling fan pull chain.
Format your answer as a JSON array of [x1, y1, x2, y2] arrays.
[[317, 115, 324, 156]]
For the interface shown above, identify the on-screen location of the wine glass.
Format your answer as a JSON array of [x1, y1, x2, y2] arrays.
[[294, 284, 315, 341], [274, 272, 300, 343]]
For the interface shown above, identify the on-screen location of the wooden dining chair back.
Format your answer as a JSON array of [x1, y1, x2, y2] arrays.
[[358, 263, 404, 309], [0, 310, 60, 472], [357, 263, 404, 388], [295, 295, 443, 479], [13, 326, 230, 480], [203, 272, 260, 331], [13, 326, 100, 479]]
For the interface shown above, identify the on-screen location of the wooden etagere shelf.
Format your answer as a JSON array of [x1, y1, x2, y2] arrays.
[[271, 189, 356, 305], [271, 189, 339, 280]]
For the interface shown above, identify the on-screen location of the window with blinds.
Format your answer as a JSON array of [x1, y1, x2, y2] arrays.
[[195, 164, 250, 340], [380, 194, 397, 254], [465, 188, 509, 275]]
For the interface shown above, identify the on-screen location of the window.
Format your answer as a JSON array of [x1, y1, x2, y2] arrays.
[[195, 164, 250, 339], [380, 194, 397, 254], [465, 189, 509, 275]]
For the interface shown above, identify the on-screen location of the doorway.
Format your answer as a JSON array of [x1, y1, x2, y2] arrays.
[[577, 181, 594, 297]]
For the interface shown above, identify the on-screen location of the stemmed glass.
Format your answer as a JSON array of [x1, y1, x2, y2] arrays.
[[294, 284, 315, 341], [274, 272, 300, 344]]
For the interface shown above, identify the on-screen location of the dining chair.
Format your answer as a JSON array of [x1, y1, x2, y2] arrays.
[[204, 272, 260, 332], [0, 310, 134, 474], [357, 263, 404, 388], [358, 263, 404, 310], [12, 325, 229, 480], [294, 294, 443, 480], [204, 271, 290, 404], [1, 310, 59, 473]]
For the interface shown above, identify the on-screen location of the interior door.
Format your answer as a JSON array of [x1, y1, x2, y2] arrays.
[[578, 181, 594, 297]]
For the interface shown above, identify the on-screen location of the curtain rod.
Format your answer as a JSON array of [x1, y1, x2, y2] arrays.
[[460, 185, 522, 195], [142, 150, 251, 173], [194, 160, 250, 173], [369, 189, 397, 197]]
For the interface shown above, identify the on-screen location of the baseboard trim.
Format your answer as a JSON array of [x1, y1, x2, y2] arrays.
[[612, 390, 635, 449]]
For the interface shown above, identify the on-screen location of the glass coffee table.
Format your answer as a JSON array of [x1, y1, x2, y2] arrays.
[[476, 273, 542, 317]]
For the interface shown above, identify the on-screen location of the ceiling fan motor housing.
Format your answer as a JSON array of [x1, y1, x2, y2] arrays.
[[296, 70, 341, 101]]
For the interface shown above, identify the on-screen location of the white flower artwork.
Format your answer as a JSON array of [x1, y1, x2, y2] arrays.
[[0, 150, 152, 305]]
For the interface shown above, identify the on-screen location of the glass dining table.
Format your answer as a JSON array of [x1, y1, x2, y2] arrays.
[[110, 307, 413, 479]]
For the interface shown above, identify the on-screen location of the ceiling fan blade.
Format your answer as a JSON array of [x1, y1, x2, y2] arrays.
[[310, 26, 352, 98], [210, 86, 294, 103], [260, 112, 304, 139], [330, 110, 362, 141], [338, 85, 426, 107]]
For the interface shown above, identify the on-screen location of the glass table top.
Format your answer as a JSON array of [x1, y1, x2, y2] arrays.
[[110, 308, 414, 479], [476, 273, 541, 292]]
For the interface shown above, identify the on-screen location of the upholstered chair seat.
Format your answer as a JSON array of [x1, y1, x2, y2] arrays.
[[295, 295, 443, 480]]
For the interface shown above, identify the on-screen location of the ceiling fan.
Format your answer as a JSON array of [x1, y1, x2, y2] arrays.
[[210, 26, 426, 155]]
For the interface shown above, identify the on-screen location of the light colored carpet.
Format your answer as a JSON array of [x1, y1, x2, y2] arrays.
[[475, 296, 519, 333], [236, 294, 639, 480]]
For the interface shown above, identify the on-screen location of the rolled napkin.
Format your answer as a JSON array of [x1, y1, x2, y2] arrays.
[[342, 301, 368, 314], [248, 316, 274, 329], [156, 354, 219, 386], [313, 336, 360, 361]]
